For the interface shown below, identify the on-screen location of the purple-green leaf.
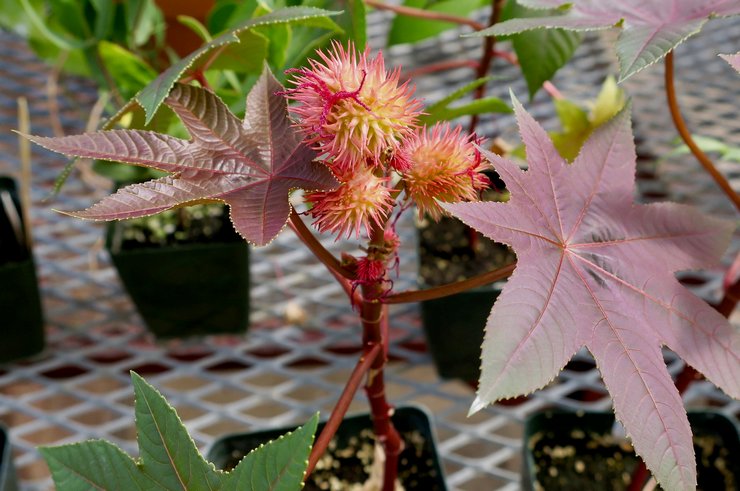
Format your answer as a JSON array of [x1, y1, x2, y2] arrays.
[[28, 67, 338, 246], [475, 0, 740, 81], [443, 98, 739, 491]]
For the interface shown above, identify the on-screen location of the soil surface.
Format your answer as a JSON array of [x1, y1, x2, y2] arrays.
[[418, 180, 515, 287], [529, 429, 737, 490], [222, 424, 444, 490], [306, 427, 441, 490], [110, 203, 241, 251]]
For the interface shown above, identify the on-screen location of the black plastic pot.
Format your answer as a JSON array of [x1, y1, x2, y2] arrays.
[[106, 219, 249, 339], [207, 406, 447, 490], [417, 171, 513, 381], [0, 176, 44, 363], [523, 409, 740, 490], [420, 286, 499, 381], [417, 214, 512, 381]]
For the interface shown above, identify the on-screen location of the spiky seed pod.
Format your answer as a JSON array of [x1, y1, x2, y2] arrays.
[[285, 42, 422, 177], [306, 167, 394, 239], [401, 123, 491, 220]]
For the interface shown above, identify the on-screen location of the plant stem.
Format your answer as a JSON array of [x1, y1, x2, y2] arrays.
[[361, 299, 401, 491], [288, 210, 355, 279], [47, 52, 69, 138], [357, 222, 403, 491], [17, 97, 33, 248], [665, 51, 740, 212], [364, 0, 485, 31], [305, 342, 382, 478], [383, 263, 515, 304], [401, 59, 480, 81], [468, 0, 505, 134]]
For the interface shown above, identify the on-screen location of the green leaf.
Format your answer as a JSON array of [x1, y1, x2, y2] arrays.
[[319, 0, 366, 46], [422, 97, 511, 124], [388, 0, 485, 45], [590, 75, 626, 127], [516, 76, 626, 162], [548, 98, 589, 161], [125, 0, 165, 47], [224, 413, 318, 491], [420, 77, 511, 124], [132, 372, 224, 490], [40, 440, 157, 490], [208, 30, 270, 73], [177, 14, 214, 42], [40, 372, 319, 491], [207, 0, 259, 33], [554, 98, 588, 135], [668, 135, 740, 163], [90, 0, 115, 41], [135, 6, 341, 124], [503, 0, 581, 98], [259, 23, 292, 69], [98, 41, 158, 101], [18, 0, 94, 50]]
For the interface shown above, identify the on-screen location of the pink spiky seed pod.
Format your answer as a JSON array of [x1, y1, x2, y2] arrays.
[[306, 166, 394, 239], [284, 42, 422, 177], [401, 123, 491, 220]]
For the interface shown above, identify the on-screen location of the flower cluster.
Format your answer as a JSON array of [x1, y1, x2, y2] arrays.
[[284, 42, 490, 241]]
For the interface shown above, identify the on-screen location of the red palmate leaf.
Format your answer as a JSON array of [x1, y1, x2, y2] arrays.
[[444, 99, 739, 491], [28, 67, 338, 246]]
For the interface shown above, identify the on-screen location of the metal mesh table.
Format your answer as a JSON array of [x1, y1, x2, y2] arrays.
[[1, 13, 739, 491]]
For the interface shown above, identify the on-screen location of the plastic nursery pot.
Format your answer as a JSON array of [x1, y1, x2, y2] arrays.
[[523, 409, 740, 491], [417, 214, 513, 381], [207, 406, 448, 490], [0, 424, 18, 491], [419, 284, 500, 381], [0, 176, 44, 363], [105, 218, 249, 339]]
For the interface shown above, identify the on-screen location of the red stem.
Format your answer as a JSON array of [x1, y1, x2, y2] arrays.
[[358, 222, 402, 491], [401, 59, 480, 81], [383, 263, 515, 304], [361, 299, 401, 491], [665, 51, 740, 212], [364, 0, 485, 31], [192, 69, 212, 91], [468, 0, 505, 134], [305, 342, 382, 477]]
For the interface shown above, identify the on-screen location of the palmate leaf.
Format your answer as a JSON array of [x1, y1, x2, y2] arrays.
[[41, 373, 318, 491], [444, 98, 739, 491], [28, 66, 338, 246], [474, 0, 740, 81]]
